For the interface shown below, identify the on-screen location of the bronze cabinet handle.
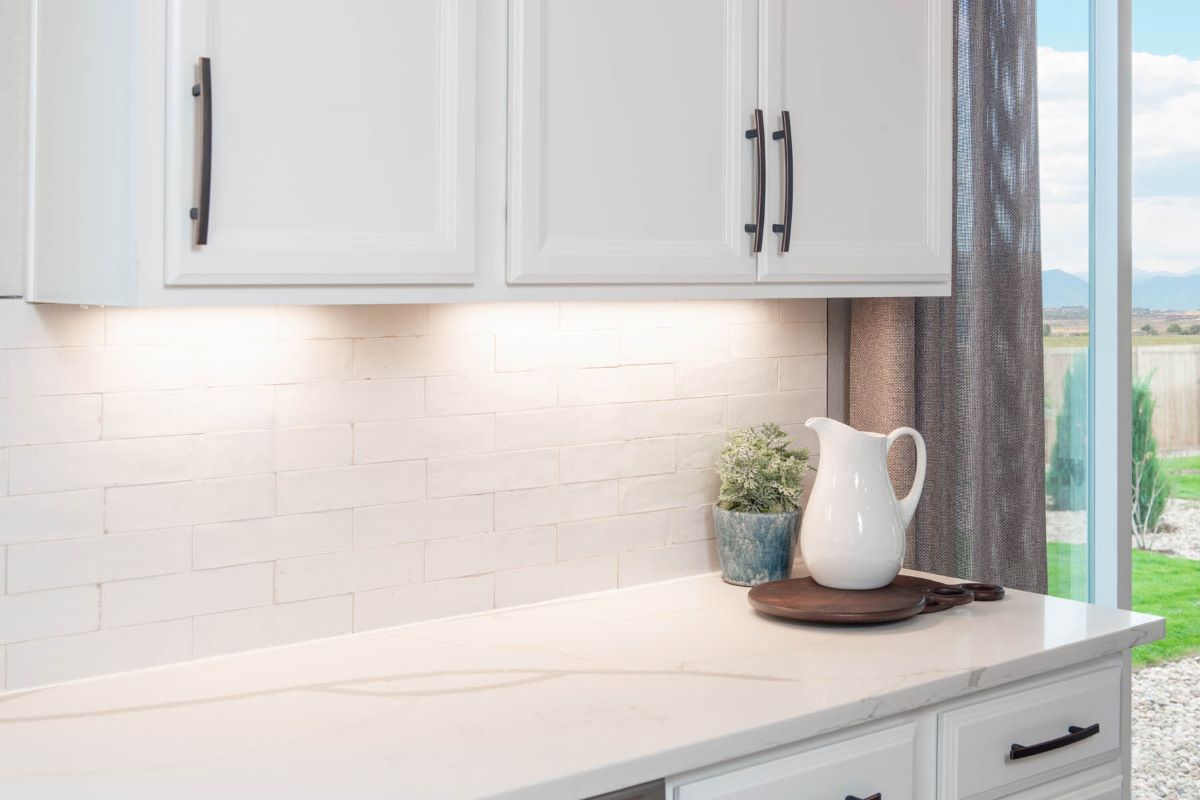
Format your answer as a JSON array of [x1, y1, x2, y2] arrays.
[[771, 110, 794, 252], [744, 109, 766, 253], [846, 794, 882, 800], [190, 56, 213, 246], [1009, 723, 1100, 761]]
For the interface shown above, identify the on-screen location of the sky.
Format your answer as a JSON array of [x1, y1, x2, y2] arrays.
[[1037, 1, 1200, 274]]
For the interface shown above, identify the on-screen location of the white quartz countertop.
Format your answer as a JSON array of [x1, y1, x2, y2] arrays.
[[0, 572, 1163, 799]]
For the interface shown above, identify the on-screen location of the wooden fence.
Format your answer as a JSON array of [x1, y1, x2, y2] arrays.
[[1045, 345, 1200, 454]]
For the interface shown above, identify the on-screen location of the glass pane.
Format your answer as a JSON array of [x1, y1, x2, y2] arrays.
[[1127, 7, 1200, 797], [1037, 1, 1091, 601]]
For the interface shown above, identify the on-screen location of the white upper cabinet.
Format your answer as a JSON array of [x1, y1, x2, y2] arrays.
[[24, 0, 951, 304], [507, 0, 759, 284], [164, 0, 477, 286], [759, 0, 952, 283]]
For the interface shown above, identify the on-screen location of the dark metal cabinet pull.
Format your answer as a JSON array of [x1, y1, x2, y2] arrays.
[[771, 110, 794, 253], [744, 108, 766, 253], [190, 56, 213, 246], [845, 794, 882, 800], [1009, 723, 1100, 761]]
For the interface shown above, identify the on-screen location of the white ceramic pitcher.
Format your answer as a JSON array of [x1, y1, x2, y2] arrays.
[[799, 417, 927, 590]]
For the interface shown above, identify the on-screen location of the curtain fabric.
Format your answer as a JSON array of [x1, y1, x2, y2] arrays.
[[847, 0, 1047, 592]]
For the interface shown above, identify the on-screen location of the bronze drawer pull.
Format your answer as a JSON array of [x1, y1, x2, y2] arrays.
[[1009, 723, 1100, 761], [845, 794, 881, 800], [190, 57, 213, 246], [744, 109, 766, 253]]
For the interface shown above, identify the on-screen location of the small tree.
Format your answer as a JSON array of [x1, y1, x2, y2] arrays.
[[1167, 323, 1183, 334], [1186, 324, 1200, 335], [1046, 351, 1088, 510], [1132, 374, 1170, 548], [1043, 322, 1052, 336]]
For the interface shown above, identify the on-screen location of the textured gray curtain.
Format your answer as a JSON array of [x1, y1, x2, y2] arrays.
[[847, 0, 1047, 592]]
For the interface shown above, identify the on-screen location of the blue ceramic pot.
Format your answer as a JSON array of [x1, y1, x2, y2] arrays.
[[712, 506, 800, 587]]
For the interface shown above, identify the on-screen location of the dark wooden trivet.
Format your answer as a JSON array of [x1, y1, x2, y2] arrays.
[[747, 575, 1005, 624]]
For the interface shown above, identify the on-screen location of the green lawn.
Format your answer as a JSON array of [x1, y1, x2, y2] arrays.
[[1163, 455, 1200, 501], [1048, 542, 1200, 666]]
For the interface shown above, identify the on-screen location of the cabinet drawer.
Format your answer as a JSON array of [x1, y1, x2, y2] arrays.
[[670, 723, 916, 800], [938, 665, 1121, 800]]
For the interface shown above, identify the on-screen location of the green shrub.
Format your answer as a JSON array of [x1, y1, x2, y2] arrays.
[[716, 423, 810, 513], [1046, 351, 1088, 510], [1132, 374, 1170, 548]]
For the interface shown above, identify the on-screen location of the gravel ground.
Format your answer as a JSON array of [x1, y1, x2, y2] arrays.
[[1046, 498, 1200, 560], [1133, 657, 1200, 799]]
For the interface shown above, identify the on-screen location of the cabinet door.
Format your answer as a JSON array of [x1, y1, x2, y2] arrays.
[[165, 1, 476, 285], [508, 0, 758, 284], [760, 0, 951, 283]]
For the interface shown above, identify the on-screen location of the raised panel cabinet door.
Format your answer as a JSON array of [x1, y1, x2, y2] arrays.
[[508, 0, 759, 284], [165, 0, 477, 285], [760, 0, 951, 283]]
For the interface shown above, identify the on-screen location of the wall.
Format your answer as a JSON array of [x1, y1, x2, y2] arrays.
[[0, 298, 826, 690]]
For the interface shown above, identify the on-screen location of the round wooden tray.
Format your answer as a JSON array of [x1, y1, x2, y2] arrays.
[[747, 575, 1004, 624]]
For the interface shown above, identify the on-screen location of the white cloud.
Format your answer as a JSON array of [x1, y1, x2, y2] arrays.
[[1037, 46, 1200, 274]]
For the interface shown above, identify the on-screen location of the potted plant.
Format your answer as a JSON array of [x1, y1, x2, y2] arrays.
[[713, 423, 810, 586]]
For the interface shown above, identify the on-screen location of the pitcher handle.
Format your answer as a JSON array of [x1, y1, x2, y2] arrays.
[[886, 427, 926, 528]]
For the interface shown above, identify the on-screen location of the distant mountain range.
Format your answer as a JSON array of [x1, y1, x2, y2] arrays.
[[1042, 268, 1200, 310]]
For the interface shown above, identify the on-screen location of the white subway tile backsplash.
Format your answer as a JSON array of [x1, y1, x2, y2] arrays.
[[727, 389, 825, 428], [275, 543, 423, 602], [273, 425, 353, 472], [780, 299, 827, 322], [104, 387, 274, 439], [780, 355, 828, 390], [427, 303, 558, 334], [0, 395, 101, 446], [557, 511, 671, 560], [619, 470, 720, 514], [425, 372, 557, 416], [0, 586, 98, 643], [106, 475, 275, 532], [559, 439, 675, 484], [354, 574, 494, 631], [671, 504, 717, 543], [102, 564, 273, 628], [193, 596, 352, 657], [275, 305, 426, 340], [0, 299, 824, 690], [425, 527, 556, 581], [197, 430, 274, 478], [495, 556, 618, 608], [618, 540, 720, 587], [276, 379, 423, 428], [354, 414, 494, 463], [353, 494, 493, 549], [193, 511, 353, 569], [427, 448, 558, 498], [7, 528, 191, 592], [0, 489, 104, 545], [729, 322, 827, 358], [277, 461, 425, 515], [9, 437, 194, 494], [494, 397, 725, 450], [197, 340, 352, 387], [8, 345, 193, 396], [495, 481, 617, 531], [496, 330, 619, 371], [675, 358, 778, 398], [105, 307, 275, 345], [557, 364, 674, 406], [354, 334, 493, 378], [4, 620, 192, 689]]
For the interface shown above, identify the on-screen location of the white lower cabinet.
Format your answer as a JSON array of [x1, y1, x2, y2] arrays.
[[664, 658, 1128, 800], [667, 722, 918, 800]]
